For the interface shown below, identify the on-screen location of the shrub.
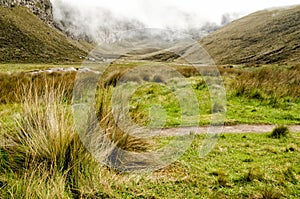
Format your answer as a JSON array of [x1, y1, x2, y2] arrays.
[[270, 126, 290, 139]]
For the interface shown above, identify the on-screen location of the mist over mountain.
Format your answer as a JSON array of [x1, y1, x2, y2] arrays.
[[114, 4, 300, 65], [1, 0, 300, 65], [52, 1, 145, 43], [51, 0, 239, 42]]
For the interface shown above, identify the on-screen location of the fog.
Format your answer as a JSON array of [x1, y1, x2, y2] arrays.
[[51, 0, 300, 42]]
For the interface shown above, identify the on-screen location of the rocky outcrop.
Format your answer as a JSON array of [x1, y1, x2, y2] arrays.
[[0, 0, 53, 26]]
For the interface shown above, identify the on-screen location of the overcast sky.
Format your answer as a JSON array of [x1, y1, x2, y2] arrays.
[[55, 0, 300, 26]]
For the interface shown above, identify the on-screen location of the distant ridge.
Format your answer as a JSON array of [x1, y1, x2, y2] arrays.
[[121, 5, 300, 65], [200, 5, 300, 65]]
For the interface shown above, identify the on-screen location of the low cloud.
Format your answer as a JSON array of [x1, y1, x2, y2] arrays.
[[51, 0, 240, 42]]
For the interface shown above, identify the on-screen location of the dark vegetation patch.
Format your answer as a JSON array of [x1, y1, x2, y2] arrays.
[[269, 126, 290, 139]]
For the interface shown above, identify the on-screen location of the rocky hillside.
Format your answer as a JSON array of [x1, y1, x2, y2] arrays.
[[0, 6, 93, 63], [0, 0, 53, 26], [200, 5, 300, 65]]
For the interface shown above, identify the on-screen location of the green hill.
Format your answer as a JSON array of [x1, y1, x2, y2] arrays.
[[0, 6, 93, 63], [118, 5, 300, 66], [200, 5, 300, 65]]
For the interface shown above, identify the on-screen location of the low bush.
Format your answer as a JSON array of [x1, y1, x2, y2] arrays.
[[270, 126, 290, 139]]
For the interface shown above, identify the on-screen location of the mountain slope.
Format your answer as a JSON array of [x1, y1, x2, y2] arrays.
[[0, 0, 54, 26], [0, 6, 93, 63], [200, 5, 300, 65]]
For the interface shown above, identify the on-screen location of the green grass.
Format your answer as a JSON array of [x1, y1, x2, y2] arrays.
[[134, 133, 300, 198], [0, 64, 299, 126], [1, 4, 300, 198], [0, 63, 299, 197], [1, 132, 299, 198], [129, 84, 300, 127], [226, 95, 300, 125], [126, 66, 300, 126]]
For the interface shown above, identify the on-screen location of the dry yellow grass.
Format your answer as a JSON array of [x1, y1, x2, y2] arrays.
[[232, 66, 300, 102]]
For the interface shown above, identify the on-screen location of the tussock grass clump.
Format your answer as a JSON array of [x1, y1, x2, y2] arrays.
[[0, 80, 148, 197], [96, 87, 150, 151], [0, 69, 152, 174], [95, 86, 153, 171], [270, 126, 290, 139], [0, 82, 100, 197], [232, 66, 300, 104], [244, 167, 264, 182], [2, 83, 85, 172], [260, 187, 282, 199], [0, 80, 151, 196], [211, 169, 229, 187]]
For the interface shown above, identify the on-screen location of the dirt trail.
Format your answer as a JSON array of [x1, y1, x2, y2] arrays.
[[152, 125, 300, 136]]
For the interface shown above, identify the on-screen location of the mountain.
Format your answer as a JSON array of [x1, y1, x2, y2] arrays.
[[0, 5, 93, 63], [2, 2, 300, 65], [200, 5, 300, 65], [0, 0, 54, 26], [116, 5, 300, 66]]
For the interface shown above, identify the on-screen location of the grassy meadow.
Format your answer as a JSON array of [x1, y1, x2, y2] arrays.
[[0, 63, 299, 198]]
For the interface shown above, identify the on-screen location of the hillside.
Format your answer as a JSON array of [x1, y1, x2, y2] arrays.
[[118, 5, 300, 65], [200, 5, 300, 65], [0, 6, 93, 63], [0, 0, 54, 26]]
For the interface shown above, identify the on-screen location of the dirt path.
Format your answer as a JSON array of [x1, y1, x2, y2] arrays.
[[152, 125, 300, 136]]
